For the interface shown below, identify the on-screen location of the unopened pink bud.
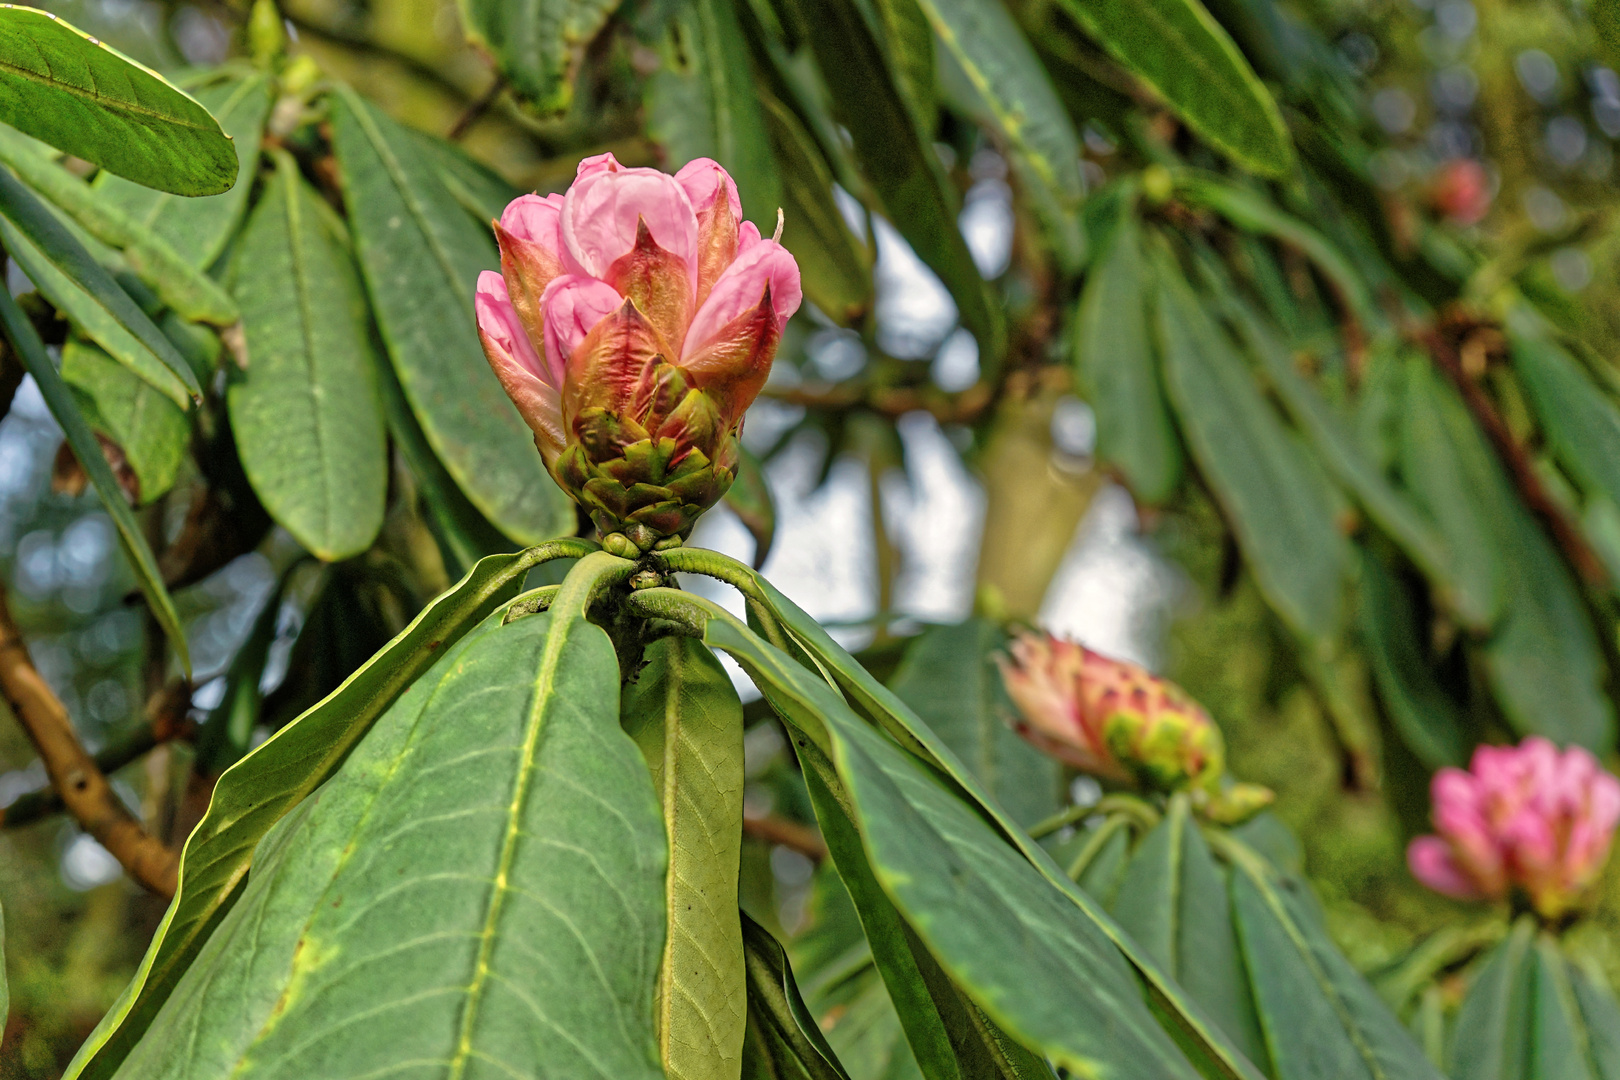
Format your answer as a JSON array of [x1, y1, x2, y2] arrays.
[[1408, 737, 1620, 920]]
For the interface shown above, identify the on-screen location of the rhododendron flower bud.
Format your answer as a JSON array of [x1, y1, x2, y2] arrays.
[[996, 633, 1268, 821], [475, 154, 801, 549], [1407, 737, 1620, 920]]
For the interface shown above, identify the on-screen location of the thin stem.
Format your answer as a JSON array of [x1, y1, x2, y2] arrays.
[[623, 587, 712, 638], [501, 584, 560, 624], [448, 75, 506, 140], [651, 547, 790, 652], [742, 813, 827, 862], [1066, 815, 1134, 881], [1027, 801, 1098, 840], [0, 579, 178, 895], [1094, 793, 1162, 833]]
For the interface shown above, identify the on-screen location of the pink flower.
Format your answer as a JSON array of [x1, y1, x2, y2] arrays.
[[474, 154, 801, 548], [1408, 737, 1620, 920]]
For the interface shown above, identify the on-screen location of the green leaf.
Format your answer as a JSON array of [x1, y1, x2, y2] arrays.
[[1111, 800, 1268, 1072], [111, 558, 664, 1078], [329, 86, 573, 547], [1530, 937, 1598, 1080], [743, 912, 855, 1080], [62, 542, 592, 1080], [652, 549, 1264, 1080], [1571, 963, 1620, 1080], [91, 72, 272, 270], [1449, 918, 1535, 1080], [788, 0, 1000, 356], [227, 152, 387, 562], [924, 0, 1084, 269], [0, 126, 237, 324], [0, 7, 237, 195], [0, 898, 8, 1033], [811, 964, 923, 1080], [1357, 551, 1465, 769], [867, 0, 936, 136], [646, 0, 784, 229], [60, 337, 187, 504], [1073, 207, 1182, 503], [411, 128, 523, 224], [458, 0, 620, 110], [0, 169, 198, 404], [0, 282, 188, 675], [886, 618, 1062, 829], [1047, 0, 1290, 175], [622, 637, 749, 1080], [1224, 838, 1444, 1080], [1153, 245, 1350, 644], [760, 94, 873, 325], [1510, 332, 1620, 513], [663, 592, 1212, 1080]]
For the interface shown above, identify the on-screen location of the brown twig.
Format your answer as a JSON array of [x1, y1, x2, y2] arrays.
[[743, 813, 827, 863], [448, 75, 506, 141], [0, 581, 178, 895], [1419, 313, 1608, 586]]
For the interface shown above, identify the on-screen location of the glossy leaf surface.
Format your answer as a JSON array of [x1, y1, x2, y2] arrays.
[[0, 6, 236, 194], [228, 154, 387, 561], [61, 337, 187, 504]]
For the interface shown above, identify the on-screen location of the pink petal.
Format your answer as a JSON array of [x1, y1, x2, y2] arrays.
[[500, 193, 566, 253], [1408, 836, 1486, 899], [476, 272, 563, 458], [475, 272, 546, 383], [560, 167, 699, 288], [540, 275, 623, 382], [575, 151, 621, 181], [737, 220, 762, 254], [681, 238, 801, 361], [675, 158, 742, 222]]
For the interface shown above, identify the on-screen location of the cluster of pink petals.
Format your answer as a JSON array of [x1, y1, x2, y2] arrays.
[[997, 632, 1126, 780], [1408, 737, 1620, 919], [474, 153, 802, 465]]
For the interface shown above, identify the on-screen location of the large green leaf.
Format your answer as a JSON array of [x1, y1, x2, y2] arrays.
[[1449, 919, 1535, 1080], [1223, 837, 1443, 1080], [91, 72, 272, 270], [0, 6, 236, 194], [1529, 938, 1597, 1080], [1571, 963, 1620, 1080], [646, 0, 784, 229], [113, 560, 664, 1078], [925, 0, 1084, 269], [63, 542, 592, 1080], [329, 87, 573, 546], [0, 282, 188, 672], [788, 0, 1000, 355], [623, 637, 749, 1080], [743, 912, 855, 1080], [1073, 207, 1181, 503], [867, 0, 936, 136], [459, 0, 620, 110], [1510, 332, 1620, 513], [886, 618, 1061, 829], [1154, 246, 1349, 644], [0, 169, 198, 404], [643, 589, 1215, 1080], [811, 964, 922, 1080], [1357, 552, 1465, 769], [228, 153, 387, 562], [1109, 800, 1268, 1071], [0, 126, 237, 324], [1047, 0, 1290, 175], [760, 95, 872, 325], [652, 548, 1265, 1080], [61, 338, 187, 504]]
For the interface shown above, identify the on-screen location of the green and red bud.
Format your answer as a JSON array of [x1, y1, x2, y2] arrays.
[[476, 154, 801, 549]]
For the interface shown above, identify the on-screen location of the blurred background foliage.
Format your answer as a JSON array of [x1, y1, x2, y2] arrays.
[[2, 0, 1620, 1072]]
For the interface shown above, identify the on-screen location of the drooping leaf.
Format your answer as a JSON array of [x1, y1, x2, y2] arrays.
[[459, 0, 621, 111], [924, 0, 1084, 269], [646, 0, 784, 229], [1357, 552, 1465, 769], [62, 542, 592, 1080], [809, 963, 923, 1080], [0, 126, 237, 324], [742, 912, 855, 1080], [1224, 838, 1444, 1080], [1529, 937, 1598, 1080], [1073, 206, 1181, 503], [1109, 800, 1268, 1071], [760, 94, 872, 325], [867, 0, 935, 136], [1511, 331, 1620, 513], [0, 283, 188, 674], [787, 0, 1000, 355], [0, 169, 198, 405], [329, 87, 573, 546], [1448, 918, 1534, 1080], [1046, 0, 1291, 175], [91, 72, 272, 270], [60, 338, 187, 504], [886, 618, 1062, 828], [112, 564, 665, 1078], [411, 128, 523, 224], [228, 152, 387, 562], [1571, 963, 1620, 1080], [1154, 244, 1350, 644], [622, 637, 749, 1080], [0, 6, 237, 194]]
